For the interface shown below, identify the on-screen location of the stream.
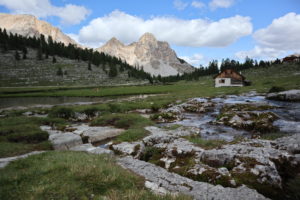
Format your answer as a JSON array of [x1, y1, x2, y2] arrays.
[[162, 94, 300, 141]]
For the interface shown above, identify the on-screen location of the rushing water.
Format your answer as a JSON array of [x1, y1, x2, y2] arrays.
[[163, 95, 300, 141]]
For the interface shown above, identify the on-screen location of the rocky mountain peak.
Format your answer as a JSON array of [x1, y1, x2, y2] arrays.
[[0, 13, 79, 47], [97, 32, 195, 77], [106, 37, 124, 47], [138, 32, 157, 44]]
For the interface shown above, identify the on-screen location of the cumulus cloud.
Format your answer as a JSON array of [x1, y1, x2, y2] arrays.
[[191, 1, 206, 9], [78, 10, 252, 48], [180, 53, 205, 66], [0, 0, 90, 25], [235, 12, 300, 59], [235, 46, 286, 60], [209, 0, 235, 10], [173, 0, 189, 10], [254, 13, 300, 51]]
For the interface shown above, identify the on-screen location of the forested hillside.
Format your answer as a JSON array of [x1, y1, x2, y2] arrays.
[[0, 28, 153, 86]]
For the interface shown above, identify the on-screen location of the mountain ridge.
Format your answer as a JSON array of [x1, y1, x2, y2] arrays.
[[97, 33, 195, 77], [0, 13, 79, 47]]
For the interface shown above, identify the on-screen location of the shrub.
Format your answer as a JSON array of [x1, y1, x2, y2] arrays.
[[108, 103, 122, 113], [49, 107, 75, 119], [116, 129, 149, 142], [286, 175, 300, 200], [268, 86, 285, 93], [150, 104, 160, 112], [83, 107, 100, 117], [92, 113, 153, 129], [7, 130, 49, 143]]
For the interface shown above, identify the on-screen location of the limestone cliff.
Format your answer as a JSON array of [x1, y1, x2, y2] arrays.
[[97, 33, 195, 77], [0, 13, 78, 46]]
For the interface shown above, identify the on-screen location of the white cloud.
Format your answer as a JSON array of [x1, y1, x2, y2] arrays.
[[173, 0, 188, 10], [180, 53, 205, 66], [191, 1, 206, 9], [0, 0, 90, 25], [78, 10, 252, 48], [254, 12, 300, 51], [235, 12, 300, 59], [235, 46, 286, 60], [209, 0, 235, 10]]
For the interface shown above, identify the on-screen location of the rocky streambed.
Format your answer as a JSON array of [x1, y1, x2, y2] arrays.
[[3, 91, 300, 200]]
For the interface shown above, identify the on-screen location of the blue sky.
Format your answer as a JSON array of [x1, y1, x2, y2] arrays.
[[0, 0, 299, 66]]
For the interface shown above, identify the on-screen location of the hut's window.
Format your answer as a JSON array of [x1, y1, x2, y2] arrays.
[[219, 79, 225, 83]]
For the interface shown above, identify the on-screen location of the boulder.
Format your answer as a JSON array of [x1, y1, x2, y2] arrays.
[[266, 90, 300, 101], [49, 132, 82, 150]]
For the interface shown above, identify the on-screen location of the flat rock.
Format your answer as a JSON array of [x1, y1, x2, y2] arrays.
[[266, 90, 300, 101], [70, 144, 113, 155], [275, 134, 300, 154], [0, 151, 45, 168], [71, 124, 124, 143], [118, 156, 268, 200], [49, 132, 82, 150]]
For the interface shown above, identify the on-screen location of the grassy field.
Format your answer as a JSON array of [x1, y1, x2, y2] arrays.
[[0, 151, 191, 200], [1, 63, 299, 100]]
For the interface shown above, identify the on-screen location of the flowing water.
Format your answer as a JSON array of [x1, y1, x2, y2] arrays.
[[163, 94, 300, 141]]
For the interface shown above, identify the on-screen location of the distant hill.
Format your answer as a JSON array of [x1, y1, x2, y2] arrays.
[[0, 48, 148, 87], [97, 33, 195, 77], [0, 28, 153, 87]]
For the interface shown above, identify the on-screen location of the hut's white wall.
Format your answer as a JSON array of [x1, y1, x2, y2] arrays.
[[215, 78, 243, 87]]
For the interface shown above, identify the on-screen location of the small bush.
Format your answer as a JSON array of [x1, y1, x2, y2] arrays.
[[108, 103, 122, 113], [286, 174, 300, 200], [116, 128, 149, 142], [141, 146, 164, 162], [150, 104, 160, 112], [268, 86, 285, 93], [49, 107, 75, 119], [83, 107, 100, 117], [92, 113, 153, 129], [7, 130, 49, 143]]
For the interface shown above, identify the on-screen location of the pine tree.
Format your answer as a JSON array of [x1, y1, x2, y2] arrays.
[[37, 47, 43, 60], [108, 65, 118, 77], [52, 56, 57, 63], [88, 62, 92, 71], [56, 67, 63, 76], [22, 47, 27, 59], [15, 51, 20, 60]]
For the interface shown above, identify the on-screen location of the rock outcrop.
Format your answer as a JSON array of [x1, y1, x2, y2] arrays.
[[111, 125, 300, 199], [0, 13, 79, 46], [118, 156, 268, 200], [266, 90, 300, 101], [97, 33, 194, 76]]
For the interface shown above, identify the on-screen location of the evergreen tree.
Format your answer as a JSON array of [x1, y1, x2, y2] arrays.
[[22, 47, 27, 59], [14, 51, 20, 60], [88, 62, 92, 71], [52, 56, 57, 63], [108, 65, 118, 77], [37, 47, 43, 60], [56, 67, 63, 76]]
